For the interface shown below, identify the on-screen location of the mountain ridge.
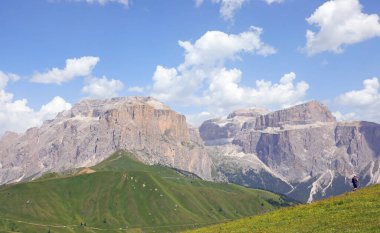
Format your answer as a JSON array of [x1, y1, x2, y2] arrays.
[[0, 96, 212, 185], [1, 97, 379, 203], [200, 100, 380, 202]]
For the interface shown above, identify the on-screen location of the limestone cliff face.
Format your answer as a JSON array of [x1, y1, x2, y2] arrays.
[[255, 101, 336, 130], [200, 101, 380, 202], [0, 97, 213, 185], [199, 109, 269, 146], [335, 122, 380, 163], [244, 121, 380, 183]]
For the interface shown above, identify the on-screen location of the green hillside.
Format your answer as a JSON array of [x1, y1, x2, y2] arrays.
[[0, 151, 295, 233], [186, 184, 380, 233]]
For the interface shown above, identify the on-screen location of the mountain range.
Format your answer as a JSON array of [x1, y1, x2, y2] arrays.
[[1, 97, 379, 203], [200, 101, 380, 202]]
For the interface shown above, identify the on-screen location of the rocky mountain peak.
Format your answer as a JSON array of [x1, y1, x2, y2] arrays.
[[0, 96, 213, 185], [291, 100, 334, 116], [59, 96, 170, 119], [200, 108, 269, 146], [204, 101, 380, 202], [255, 101, 336, 130]]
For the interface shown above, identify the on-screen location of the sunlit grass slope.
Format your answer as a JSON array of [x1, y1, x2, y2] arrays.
[[0, 151, 295, 233], [186, 184, 380, 233]]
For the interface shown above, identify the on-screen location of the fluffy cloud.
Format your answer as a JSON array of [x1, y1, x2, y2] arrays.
[[305, 0, 380, 55], [31, 56, 99, 84], [0, 55, 126, 133], [196, 0, 249, 21], [0, 72, 71, 134], [152, 65, 206, 105], [39, 96, 72, 120], [0, 97, 72, 135], [151, 27, 309, 122], [179, 26, 276, 69], [71, 0, 129, 6], [30, 56, 124, 98], [335, 77, 380, 123], [204, 71, 309, 114], [336, 78, 379, 106], [81, 76, 124, 99], [184, 72, 308, 125], [152, 27, 277, 104]]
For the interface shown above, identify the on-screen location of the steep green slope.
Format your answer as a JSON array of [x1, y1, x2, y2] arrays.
[[0, 151, 295, 233], [186, 184, 380, 233]]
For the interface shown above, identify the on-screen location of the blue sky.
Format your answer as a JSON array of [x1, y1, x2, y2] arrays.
[[0, 0, 380, 133]]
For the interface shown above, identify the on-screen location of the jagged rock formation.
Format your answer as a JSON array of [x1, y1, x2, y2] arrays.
[[200, 101, 380, 202], [199, 108, 269, 146], [254, 101, 336, 129], [0, 97, 213, 185]]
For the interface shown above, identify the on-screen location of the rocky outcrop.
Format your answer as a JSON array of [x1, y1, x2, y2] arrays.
[[0, 97, 213, 185], [199, 109, 268, 146], [199, 119, 240, 146], [255, 101, 336, 130], [200, 101, 380, 202]]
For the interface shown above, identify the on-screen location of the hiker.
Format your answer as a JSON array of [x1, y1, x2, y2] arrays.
[[352, 175, 359, 191]]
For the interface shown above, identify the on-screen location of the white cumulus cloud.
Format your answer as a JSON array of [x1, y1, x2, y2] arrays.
[[336, 78, 379, 107], [151, 27, 309, 122], [179, 26, 276, 69], [0, 71, 71, 134], [304, 0, 380, 55], [39, 96, 72, 120], [204, 71, 309, 114], [152, 27, 277, 104], [82, 76, 124, 99], [31, 56, 100, 84], [335, 77, 380, 123]]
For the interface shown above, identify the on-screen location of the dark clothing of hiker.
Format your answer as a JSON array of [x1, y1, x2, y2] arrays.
[[352, 176, 359, 190]]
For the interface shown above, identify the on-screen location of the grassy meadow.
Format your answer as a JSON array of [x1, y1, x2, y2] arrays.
[[0, 151, 294, 232]]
